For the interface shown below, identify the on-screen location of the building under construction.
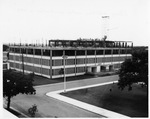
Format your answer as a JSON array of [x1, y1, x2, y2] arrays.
[[8, 39, 133, 79]]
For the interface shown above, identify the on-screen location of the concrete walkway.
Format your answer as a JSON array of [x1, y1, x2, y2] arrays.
[[47, 81, 130, 118], [4, 75, 120, 118]]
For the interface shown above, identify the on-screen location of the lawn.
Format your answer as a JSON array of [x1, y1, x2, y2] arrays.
[[61, 83, 148, 117]]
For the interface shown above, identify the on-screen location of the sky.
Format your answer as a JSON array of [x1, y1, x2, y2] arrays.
[[0, 0, 149, 46]]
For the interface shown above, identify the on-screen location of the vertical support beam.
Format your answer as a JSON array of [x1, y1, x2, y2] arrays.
[[111, 48, 113, 69], [50, 50, 52, 79], [85, 50, 87, 67], [103, 48, 105, 65], [41, 48, 43, 76], [95, 49, 96, 66], [22, 48, 24, 75], [14, 47, 16, 69], [19, 47, 21, 72], [75, 50, 77, 76], [33, 48, 35, 73], [7, 62, 10, 70]]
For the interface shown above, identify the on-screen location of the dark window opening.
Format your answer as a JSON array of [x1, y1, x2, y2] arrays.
[[10, 48, 15, 52], [105, 50, 111, 55], [113, 49, 119, 54], [35, 49, 41, 55], [27, 49, 33, 54], [14, 48, 20, 53], [87, 50, 95, 55], [65, 50, 75, 56], [43, 50, 50, 56], [76, 50, 85, 56], [120, 49, 126, 54], [96, 50, 103, 55], [52, 50, 63, 56], [21, 48, 26, 54]]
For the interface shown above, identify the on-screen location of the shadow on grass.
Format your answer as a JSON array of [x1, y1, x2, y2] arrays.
[[61, 83, 148, 117]]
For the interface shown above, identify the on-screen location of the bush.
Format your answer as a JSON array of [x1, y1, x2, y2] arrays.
[[28, 104, 38, 117]]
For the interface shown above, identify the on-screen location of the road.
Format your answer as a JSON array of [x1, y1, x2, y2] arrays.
[[6, 75, 119, 117]]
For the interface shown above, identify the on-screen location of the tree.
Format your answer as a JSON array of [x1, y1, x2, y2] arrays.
[[3, 69, 36, 110], [118, 49, 148, 91], [28, 104, 38, 117]]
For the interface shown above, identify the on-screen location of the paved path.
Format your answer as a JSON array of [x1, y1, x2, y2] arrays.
[[5, 75, 119, 117]]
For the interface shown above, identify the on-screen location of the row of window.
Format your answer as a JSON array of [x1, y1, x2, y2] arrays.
[[10, 62, 122, 76], [10, 54, 131, 66], [9, 62, 86, 76], [10, 48, 131, 56]]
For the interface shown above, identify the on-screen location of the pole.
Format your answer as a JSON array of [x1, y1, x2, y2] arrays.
[[63, 56, 66, 92], [22, 49, 24, 75]]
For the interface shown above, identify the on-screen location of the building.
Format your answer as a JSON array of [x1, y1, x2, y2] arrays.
[[3, 45, 9, 70], [8, 39, 133, 79]]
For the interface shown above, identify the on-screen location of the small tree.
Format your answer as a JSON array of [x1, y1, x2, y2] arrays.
[[28, 104, 38, 117], [3, 69, 36, 110]]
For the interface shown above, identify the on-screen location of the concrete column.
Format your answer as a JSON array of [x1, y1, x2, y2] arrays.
[[96, 65, 101, 72], [87, 67, 92, 72], [7, 62, 10, 69], [106, 65, 109, 71]]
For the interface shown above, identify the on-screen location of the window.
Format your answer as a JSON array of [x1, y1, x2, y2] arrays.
[[43, 50, 50, 56], [52, 59, 62, 66], [65, 50, 75, 56], [76, 50, 85, 56], [96, 50, 103, 55], [120, 49, 126, 54], [113, 49, 119, 54], [87, 50, 95, 55], [76, 67, 85, 73], [66, 68, 75, 74], [10, 48, 15, 52], [21, 48, 26, 54], [14, 48, 20, 53], [35, 49, 41, 55], [52, 50, 63, 56], [66, 59, 75, 65], [27, 49, 33, 55], [105, 50, 111, 55]]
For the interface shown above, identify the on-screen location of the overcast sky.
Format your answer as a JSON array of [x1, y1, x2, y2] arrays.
[[0, 0, 149, 46]]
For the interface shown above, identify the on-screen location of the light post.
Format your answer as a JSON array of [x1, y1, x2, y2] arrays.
[[62, 55, 68, 92]]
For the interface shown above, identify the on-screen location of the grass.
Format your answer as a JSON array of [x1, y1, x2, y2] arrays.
[[61, 83, 148, 117]]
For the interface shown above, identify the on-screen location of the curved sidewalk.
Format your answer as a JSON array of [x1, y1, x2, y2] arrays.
[[4, 75, 123, 117], [46, 81, 130, 118]]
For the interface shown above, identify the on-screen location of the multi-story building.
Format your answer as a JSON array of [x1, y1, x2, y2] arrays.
[[3, 45, 9, 70], [8, 39, 133, 79]]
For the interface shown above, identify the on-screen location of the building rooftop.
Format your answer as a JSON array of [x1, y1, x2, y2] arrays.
[[9, 39, 133, 49]]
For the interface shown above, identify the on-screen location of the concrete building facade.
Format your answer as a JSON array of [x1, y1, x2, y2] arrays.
[[8, 39, 133, 79]]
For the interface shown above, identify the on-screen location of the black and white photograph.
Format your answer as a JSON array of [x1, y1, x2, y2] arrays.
[[1, 0, 149, 118]]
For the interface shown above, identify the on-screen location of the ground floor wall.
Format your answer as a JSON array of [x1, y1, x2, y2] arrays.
[[8, 53, 132, 79]]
